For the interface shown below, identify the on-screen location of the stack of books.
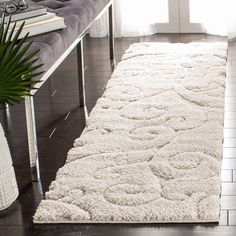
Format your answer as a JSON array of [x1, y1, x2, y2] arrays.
[[0, 0, 66, 39]]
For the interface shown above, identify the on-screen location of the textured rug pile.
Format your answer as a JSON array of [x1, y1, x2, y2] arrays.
[[34, 42, 227, 223]]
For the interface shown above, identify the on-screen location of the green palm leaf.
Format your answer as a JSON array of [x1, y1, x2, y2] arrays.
[[0, 14, 43, 110]]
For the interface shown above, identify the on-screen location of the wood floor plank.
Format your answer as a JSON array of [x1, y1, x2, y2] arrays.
[[219, 210, 228, 226], [223, 148, 236, 158], [231, 61, 236, 66], [224, 112, 236, 120], [224, 104, 236, 112], [229, 210, 236, 225], [221, 196, 236, 209], [226, 82, 236, 88], [225, 97, 236, 104], [222, 183, 236, 195], [224, 138, 236, 148], [222, 159, 236, 169], [224, 129, 236, 138], [225, 90, 236, 97], [233, 170, 236, 182], [221, 170, 233, 182]]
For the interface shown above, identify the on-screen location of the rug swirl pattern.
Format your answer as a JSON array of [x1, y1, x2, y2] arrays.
[[34, 43, 227, 223]]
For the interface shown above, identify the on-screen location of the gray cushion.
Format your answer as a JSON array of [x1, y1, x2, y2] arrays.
[[28, 0, 111, 73]]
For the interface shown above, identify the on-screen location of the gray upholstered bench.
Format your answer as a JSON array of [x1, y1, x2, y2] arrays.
[[25, 0, 115, 181]]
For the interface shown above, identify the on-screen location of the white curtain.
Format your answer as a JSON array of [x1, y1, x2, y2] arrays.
[[90, 0, 166, 37], [227, 0, 236, 39], [90, 0, 236, 39], [190, 0, 236, 39]]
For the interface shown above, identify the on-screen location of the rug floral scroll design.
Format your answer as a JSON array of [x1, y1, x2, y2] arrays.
[[34, 42, 227, 223]]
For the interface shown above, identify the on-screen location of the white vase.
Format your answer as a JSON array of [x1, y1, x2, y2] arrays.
[[0, 123, 18, 211]]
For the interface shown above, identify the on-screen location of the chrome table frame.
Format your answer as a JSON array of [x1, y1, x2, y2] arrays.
[[25, 0, 115, 182]]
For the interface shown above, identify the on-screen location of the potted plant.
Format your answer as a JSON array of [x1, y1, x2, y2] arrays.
[[0, 15, 43, 210]]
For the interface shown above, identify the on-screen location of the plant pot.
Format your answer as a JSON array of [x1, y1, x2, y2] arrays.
[[0, 123, 18, 211]]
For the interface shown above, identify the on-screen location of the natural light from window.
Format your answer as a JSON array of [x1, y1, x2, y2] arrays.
[[190, 0, 228, 35], [148, 0, 169, 23], [120, 0, 169, 24]]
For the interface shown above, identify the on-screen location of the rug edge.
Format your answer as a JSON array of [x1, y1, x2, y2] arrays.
[[33, 219, 220, 224]]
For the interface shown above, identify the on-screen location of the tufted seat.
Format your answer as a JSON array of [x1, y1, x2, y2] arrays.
[[28, 0, 111, 72]]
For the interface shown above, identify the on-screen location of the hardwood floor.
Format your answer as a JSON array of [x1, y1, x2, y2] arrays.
[[0, 34, 236, 235]]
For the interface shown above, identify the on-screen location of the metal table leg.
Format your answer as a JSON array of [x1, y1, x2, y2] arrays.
[[109, 2, 115, 61], [77, 39, 86, 108], [25, 96, 40, 182]]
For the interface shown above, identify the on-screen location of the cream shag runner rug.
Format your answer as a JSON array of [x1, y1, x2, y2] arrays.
[[34, 42, 227, 224]]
